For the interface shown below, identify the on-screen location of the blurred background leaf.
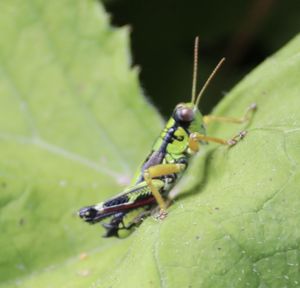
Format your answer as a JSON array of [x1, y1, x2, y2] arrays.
[[103, 0, 300, 116]]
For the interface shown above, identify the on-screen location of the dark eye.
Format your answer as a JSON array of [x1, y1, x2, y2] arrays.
[[176, 107, 194, 122]]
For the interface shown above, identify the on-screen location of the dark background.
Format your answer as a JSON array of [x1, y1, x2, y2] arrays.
[[103, 0, 300, 117]]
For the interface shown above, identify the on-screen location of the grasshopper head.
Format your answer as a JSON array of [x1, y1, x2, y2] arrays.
[[173, 102, 196, 123], [173, 102, 204, 134]]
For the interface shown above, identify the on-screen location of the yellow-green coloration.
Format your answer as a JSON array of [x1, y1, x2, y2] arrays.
[[106, 179, 165, 204], [156, 104, 205, 157]]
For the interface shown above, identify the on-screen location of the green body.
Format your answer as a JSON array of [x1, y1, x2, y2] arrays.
[[79, 102, 206, 237], [129, 102, 206, 203]]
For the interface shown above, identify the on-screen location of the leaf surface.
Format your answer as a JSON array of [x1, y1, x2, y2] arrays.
[[0, 1, 299, 288], [0, 1, 161, 287]]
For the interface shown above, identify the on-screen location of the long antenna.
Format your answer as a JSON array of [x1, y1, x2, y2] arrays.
[[195, 57, 226, 107], [191, 36, 199, 104]]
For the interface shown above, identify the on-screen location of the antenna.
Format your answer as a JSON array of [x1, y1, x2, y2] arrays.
[[195, 57, 226, 107], [191, 36, 199, 104]]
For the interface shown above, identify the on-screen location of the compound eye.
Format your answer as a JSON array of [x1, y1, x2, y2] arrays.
[[177, 107, 194, 122]]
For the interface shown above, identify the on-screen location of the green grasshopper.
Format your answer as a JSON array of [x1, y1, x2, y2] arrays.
[[79, 37, 256, 237]]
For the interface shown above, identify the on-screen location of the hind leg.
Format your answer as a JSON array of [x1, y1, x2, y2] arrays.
[[203, 103, 257, 125], [144, 163, 186, 213]]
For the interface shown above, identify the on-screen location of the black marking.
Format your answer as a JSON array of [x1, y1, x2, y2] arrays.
[[78, 205, 115, 223], [104, 195, 129, 207], [158, 121, 179, 154], [173, 135, 184, 141], [177, 157, 188, 167]]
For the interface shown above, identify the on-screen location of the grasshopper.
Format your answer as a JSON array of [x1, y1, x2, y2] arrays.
[[79, 37, 256, 237]]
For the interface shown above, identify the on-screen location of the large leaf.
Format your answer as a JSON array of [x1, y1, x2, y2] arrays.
[[1, 1, 300, 288], [0, 0, 162, 287]]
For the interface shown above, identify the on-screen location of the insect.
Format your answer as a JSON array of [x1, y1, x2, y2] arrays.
[[78, 37, 256, 237]]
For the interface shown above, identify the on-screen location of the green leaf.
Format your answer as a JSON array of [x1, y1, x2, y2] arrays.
[[1, 1, 299, 288], [0, 1, 161, 287]]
